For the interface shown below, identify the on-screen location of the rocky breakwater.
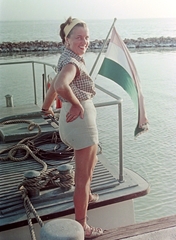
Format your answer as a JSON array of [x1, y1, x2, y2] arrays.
[[0, 40, 64, 53], [124, 37, 176, 48], [0, 37, 176, 54]]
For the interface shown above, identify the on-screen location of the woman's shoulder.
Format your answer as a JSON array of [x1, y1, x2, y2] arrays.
[[59, 49, 82, 68]]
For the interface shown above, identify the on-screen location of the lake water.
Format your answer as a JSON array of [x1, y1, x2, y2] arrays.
[[0, 18, 176, 223]]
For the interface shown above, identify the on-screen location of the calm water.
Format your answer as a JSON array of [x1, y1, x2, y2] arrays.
[[0, 18, 176, 223], [1, 18, 176, 42]]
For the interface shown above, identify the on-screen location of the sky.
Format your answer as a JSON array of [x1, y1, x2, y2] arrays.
[[0, 0, 175, 21]]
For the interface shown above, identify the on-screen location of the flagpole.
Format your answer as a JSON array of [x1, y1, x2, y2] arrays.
[[89, 18, 117, 77]]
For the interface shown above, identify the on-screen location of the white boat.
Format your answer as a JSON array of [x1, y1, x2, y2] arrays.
[[0, 60, 149, 240]]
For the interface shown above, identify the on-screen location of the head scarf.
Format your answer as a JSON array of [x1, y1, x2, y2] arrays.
[[64, 18, 85, 37]]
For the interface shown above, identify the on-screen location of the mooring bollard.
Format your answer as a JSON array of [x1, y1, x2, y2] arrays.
[[57, 164, 73, 174], [40, 219, 84, 240], [57, 164, 74, 191], [24, 170, 41, 197], [5, 94, 14, 107]]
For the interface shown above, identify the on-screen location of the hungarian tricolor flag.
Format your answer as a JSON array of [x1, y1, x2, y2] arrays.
[[98, 27, 148, 137]]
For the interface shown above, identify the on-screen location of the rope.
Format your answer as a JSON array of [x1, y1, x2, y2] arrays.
[[0, 119, 48, 172], [0, 120, 74, 164], [18, 168, 75, 192], [1, 119, 41, 144], [29, 131, 74, 160], [18, 168, 75, 240], [9, 144, 47, 173], [0, 119, 41, 159], [20, 186, 44, 240]]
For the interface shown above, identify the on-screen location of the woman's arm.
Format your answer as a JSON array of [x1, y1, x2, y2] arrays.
[[41, 74, 58, 115], [54, 64, 84, 122]]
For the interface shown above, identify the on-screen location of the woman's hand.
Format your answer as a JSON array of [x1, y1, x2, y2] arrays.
[[41, 107, 55, 117], [66, 103, 84, 122]]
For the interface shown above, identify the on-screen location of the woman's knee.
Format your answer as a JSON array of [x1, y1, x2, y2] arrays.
[[74, 145, 97, 181]]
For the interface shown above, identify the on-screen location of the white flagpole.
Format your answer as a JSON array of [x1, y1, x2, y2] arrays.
[[89, 18, 117, 77]]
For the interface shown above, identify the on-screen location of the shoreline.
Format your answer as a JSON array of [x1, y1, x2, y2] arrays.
[[0, 37, 176, 55], [0, 47, 175, 59]]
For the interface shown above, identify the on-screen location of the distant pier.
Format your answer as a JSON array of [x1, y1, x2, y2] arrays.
[[0, 37, 176, 54]]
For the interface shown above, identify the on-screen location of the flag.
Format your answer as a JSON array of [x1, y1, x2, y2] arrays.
[[98, 27, 148, 137]]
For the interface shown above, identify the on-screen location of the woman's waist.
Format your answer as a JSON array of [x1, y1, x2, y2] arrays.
[[59, 95, 93, 103], [61, 98, 93, 105]]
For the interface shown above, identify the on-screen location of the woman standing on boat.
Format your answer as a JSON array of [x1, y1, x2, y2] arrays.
[[42, 17, 103, 238]]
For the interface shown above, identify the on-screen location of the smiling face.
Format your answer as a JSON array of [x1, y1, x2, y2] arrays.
[[65, 26, 89, 56]]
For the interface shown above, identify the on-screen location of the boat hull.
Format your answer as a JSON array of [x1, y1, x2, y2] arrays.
[[0, 199, 135, 240]]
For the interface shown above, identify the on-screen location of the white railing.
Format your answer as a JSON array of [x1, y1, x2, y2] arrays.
[[0, 60, 124, 182]]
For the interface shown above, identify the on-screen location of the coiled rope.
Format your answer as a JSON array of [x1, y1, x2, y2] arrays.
[[28, 131, 74, 161], [0, 119, 74, 170], [0, 119, 48, 172]]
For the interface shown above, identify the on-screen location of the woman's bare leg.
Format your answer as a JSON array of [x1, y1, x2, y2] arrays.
[[74, 144, 98, 228]]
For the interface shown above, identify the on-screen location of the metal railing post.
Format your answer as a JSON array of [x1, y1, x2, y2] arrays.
[[0, 60, 56, 106], [95, 83, 124, 182], [118, 102, 124, 182], [32, 62, 37, 105], [43, 64, 47, 93]]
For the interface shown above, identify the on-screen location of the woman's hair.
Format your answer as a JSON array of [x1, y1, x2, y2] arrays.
[[60, 17, 87, 44]]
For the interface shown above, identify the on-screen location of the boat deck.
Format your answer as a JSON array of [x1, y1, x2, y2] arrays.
[[0, 104, 149, 232], [96, 214, 176, 240]]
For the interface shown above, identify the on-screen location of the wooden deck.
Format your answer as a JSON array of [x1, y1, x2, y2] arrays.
[[96, 214, 176, 240]]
